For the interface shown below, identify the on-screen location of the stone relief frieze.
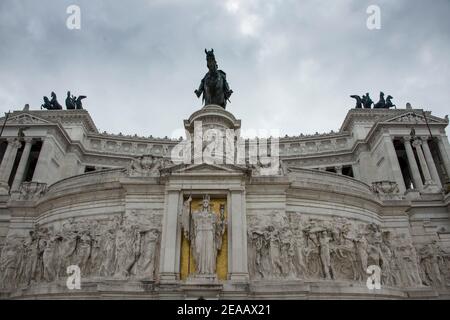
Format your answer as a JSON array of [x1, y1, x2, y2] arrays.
[[280, 137, 350, 157], [371, 181, 403, 200], [14, 182, 48, 201], [87, 135, 175, 157], [6, 114, 49, 125], [127, 155, 172, 177], [247, 212, 450, 288], [0, 212, 161, 290], [246, 160, 282, 177], [283, 154, 354, 168], [389, 113, 427, 124]]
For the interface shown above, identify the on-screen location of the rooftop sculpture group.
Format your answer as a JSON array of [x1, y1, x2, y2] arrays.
[[351, 92, 396, 109], [41, 91, 86, 110], [65, 91, 87, 110]]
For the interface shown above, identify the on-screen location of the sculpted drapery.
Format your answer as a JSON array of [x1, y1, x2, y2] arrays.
[[180, 195, 226, 277]]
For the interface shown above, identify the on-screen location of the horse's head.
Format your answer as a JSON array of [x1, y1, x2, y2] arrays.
[[205, 48, 217, 72]]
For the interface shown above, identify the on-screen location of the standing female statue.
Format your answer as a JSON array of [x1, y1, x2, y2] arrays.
[[180, 195, 226, 278]]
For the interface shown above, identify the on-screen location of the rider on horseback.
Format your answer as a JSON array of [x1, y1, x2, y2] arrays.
[[195, 49, 233, 109]]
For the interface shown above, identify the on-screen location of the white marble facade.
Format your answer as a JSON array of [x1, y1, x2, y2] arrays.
[[0, 106, 450, 299]]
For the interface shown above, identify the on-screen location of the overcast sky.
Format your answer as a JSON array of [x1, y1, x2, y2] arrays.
[[1, 0, 449, 138]]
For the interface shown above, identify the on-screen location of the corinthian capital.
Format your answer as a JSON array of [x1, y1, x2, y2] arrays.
[[6, 138, 22, 149], [412, 138, 423, 148], [402, 136, 412, 144]]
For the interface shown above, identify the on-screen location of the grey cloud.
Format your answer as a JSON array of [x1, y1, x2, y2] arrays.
[[0, 0, 449, 137]]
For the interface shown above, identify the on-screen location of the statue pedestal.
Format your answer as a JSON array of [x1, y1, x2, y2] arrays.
[[182, 104, 242, 165], [184, 104, 241, 135], [186, 274, 219, 285], [182, 274, 223, 299]]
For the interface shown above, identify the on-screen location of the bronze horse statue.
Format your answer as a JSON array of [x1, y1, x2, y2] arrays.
[[195, 49, 233, 109], [350, 95, 363, 108], [41, 92, 62, 110], [374, 92, 386, 109]]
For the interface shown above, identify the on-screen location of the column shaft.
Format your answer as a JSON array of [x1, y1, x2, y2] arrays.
[[0, 139, 22, 193], [229, 190, 249, 281], [436, 136, 450, 181], [413, 139, 433, 184], [384, 136, 406, 193], [421, 139, 442, 188], [11, 139, 33, 191], [158, 190, 180, 281], [0, 141, 14, 181], [403, 138, 423, 190], [32, 138, 51, 183], [352, 163, 361, 180]]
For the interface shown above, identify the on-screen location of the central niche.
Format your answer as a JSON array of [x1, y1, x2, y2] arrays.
[[180, 195, 228, 280]]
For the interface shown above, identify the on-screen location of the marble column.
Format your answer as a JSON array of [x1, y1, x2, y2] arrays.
[[11, 138, 33, 191], [436, 136, 450, 181], [352, 163, 361, 180], [228, 189, 249, 281], [412, 139, 433, 185], [421, 138, 442, 188], [0, 138, 22, 194], [32, 138, 52, 183], [335, 166, 343, 175], [384, 135, 406, 193], [403, 137, 423, 191], [159, 190, 181, 282]]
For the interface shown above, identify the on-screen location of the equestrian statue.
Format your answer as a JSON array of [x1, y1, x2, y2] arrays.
[[195, 49, 233, 109]]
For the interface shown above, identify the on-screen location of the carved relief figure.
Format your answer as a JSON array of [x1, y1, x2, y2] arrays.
[[267, 226, 283, 277], [114, 217, 140, 278], [89, 222, 103, 276], [0, 236, 22, 289], [380, 232, 400, 286], [42, 234, 59, 282], [355, 233, 369, 280], [75, 230, 92, 274], [135, 229, 160, 278], [99, 229, 117, 277], [293, 228, 309, 278], [317, 231, 333, 280], [394, 235, 422, 287], [57, 220, 78, 276], [419, 240, 447, 287], [128, 155, 172, 177]]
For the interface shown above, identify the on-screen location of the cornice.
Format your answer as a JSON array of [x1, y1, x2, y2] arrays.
[[1, 110, 99, 133], [340, 108, 448, 132]]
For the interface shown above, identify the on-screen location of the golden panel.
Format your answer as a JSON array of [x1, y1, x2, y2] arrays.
[[180, 197, 228, 280]]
